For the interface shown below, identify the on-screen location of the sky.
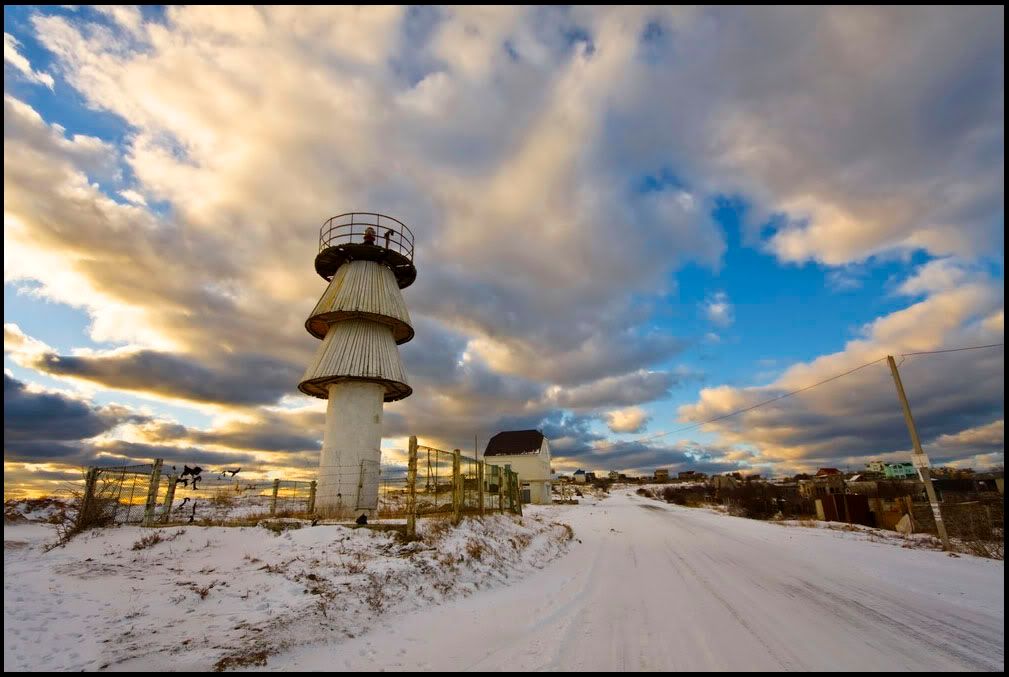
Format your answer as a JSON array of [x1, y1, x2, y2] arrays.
[[3, 6, 1004, 497]]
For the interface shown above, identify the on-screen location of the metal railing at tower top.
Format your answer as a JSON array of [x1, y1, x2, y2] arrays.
[[319, 213, 415, 261]]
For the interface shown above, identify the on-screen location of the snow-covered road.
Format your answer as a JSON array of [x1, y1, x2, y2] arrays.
[[272, 490, 1004, 671]]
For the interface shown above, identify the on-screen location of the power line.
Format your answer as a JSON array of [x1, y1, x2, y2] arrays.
[[591, 356, 889, 455], [588, 342, 1004, 456], [898, 342, 1004, 357]]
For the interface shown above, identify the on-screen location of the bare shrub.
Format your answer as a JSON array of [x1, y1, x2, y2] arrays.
[[944, 502, 1004, 560], [213, 648, 271, 672], [364, 572, 386, 612], [132, 532, 164, 550], [661, 486, 686, 505], [592, 479, 613, 494], [210, 489, 235, 507], [133, 528, 185, 551], [465, 539, 484, 561], [47, 471, 120, 550], [559, 523, 574, 541], [259, 520, 303, 535], [343, 552, 367, 575], [420, 517, 453, 544]]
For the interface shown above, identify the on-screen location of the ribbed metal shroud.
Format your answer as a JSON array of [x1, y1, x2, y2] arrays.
[[305, 260, 414, 344], [298, 319, 411, 401]]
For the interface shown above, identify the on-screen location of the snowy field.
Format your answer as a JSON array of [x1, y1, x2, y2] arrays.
[[3, 507, 572, 671], [273, 489, 1003, 672], [4, 489, 1004, 671]]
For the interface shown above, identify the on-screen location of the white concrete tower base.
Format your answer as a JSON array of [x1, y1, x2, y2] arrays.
[[316, 380, 385, 519]]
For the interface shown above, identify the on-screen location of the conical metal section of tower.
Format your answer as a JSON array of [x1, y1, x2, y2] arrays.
[[299, 213, 416, 519]]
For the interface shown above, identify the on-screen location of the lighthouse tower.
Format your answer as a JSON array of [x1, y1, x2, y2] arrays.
[[298, 213, 416, 519]]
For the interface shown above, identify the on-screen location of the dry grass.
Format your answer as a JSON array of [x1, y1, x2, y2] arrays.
[[132, 528, 186, 551], [943, 503, 1004, 560], [342, 552, 367, 575], [209, 489, 236, 507], [132, 532, 164, 550], [465, 539, 485, 561], [213, 648, 272, 672], [259, 519, 304, 535], [46, 473, 120, 551]]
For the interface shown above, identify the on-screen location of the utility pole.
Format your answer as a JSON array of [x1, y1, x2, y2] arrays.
[[886, 355, 950, 550]]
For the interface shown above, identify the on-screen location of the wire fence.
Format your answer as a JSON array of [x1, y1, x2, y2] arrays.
[[70, 437, 522, 535], [73, 461, 317, 528], [161, 475, 315, 524], [372, 441, 522, 535], [77, 463, 159, 526]]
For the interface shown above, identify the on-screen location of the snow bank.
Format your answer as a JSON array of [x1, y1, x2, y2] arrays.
[[3, 510, 572, 671], [4, 497, 70, 524]]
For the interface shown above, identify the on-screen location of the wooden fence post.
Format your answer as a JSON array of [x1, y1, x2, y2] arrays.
[[452, 449, 462, 525], [270, 478, 281, 516], [497, 465, 504, 513], [160, 475, 178, 523], [406, 436, 418, 538], [505, 465, 514, 514], [142, 459, 164, 527], [77, 467, 99, 529], [308, 480, 317, 514], [514, 471, 523, 517], [478, 460, 485, 516]]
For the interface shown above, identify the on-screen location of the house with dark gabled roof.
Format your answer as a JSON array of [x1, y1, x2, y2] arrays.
[[484, 429, 552, 504]]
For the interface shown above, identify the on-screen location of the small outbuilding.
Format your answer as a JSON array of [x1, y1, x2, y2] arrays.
[[484, 430, 552, 504]]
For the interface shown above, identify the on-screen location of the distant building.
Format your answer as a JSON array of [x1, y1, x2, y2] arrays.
[[608, 471, 620, 481], [654, 468, 670, 482], [484, 430, 552, 505], [585, 472, 597, 482], [865, 461, 886, 473], [573, 469, 587, 484], [678, 470, 706, 480], [800, 470, 846, 498], [713, 474, 739, 490], [883, 462, 917, 480]]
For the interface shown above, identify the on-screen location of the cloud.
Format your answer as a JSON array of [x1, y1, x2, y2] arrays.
[[678, 264, 1004, 472], [927, 419, 1004, 464], [547, 369, 685, 410], [3, 373, 143, 457], [557, 436, 759, 476], [137, 408, 324, 454], [605, 406, 651, 433], [117, 188, 147, 206], [22, 347, 302, 407], [639, 7, 1002, 264], [2, 372, 322, 496], [5, 322, 53, 355], [703, 291, 733, 327], [3, 7, 1004, 487], [4, 32, 55, 89]]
